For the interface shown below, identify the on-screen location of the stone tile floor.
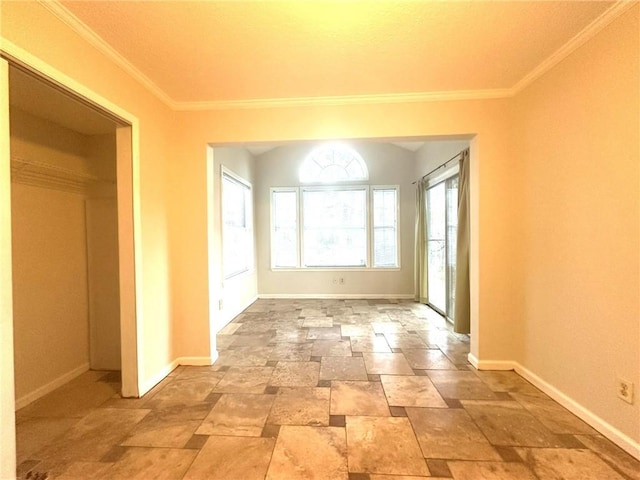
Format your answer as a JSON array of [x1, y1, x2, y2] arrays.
[[15, 299, 640, 479]]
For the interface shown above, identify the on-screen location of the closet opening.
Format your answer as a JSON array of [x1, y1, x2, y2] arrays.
[[6, 62, 138, 408]]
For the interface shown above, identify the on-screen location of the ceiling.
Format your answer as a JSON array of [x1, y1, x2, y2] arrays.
[[54, 1, 618, 108]]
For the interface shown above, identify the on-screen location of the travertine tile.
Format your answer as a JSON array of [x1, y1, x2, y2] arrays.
[[267, 387, 330, 426], [216, 346, 273, 366], [121, 401, 212, 448], [266, 426, 348, 480], [473, 370, 545, 395], [16, 417, 79, 464], [402, 349, 456, 370], [217, 322, 242, 335], [350, 335, 392, 353], [426, 370, 498, 399], [231, 333, 275, 347], [346, 416, 429, 476], [576, 434, 640, 480], [307, 326, 342, 340], [383, 333, 427, 349], [311, 339, 352, 357], [302, 317, 334, 327], [362, 352, 414, 375], [447, 461, 538, 479], [17, 379, 119, 419], [371, 322, 405, 334], [510, 392, 597, 434], [519, 448, 627, 479], [106, 447, 197, 479], [320, 357, 368, 381], [381, 375, 447, 408], [196, 394, 274, 436], [463, 400, 565, 447], [184, 436, 275, 480], [269, 361, 320, 387], [406, 407, 501, 461], [152, 377, 219, 402], [340, 324, 374, 337], [56, 461, 115, 479], [213, 366, 274, 393], [269, 342, 313, 361], [330, 381, 390, 416], [34, 408, 149, 463]]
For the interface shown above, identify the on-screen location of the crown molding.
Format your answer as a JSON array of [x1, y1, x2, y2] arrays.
[[511, 0, 635, 94], [174, 89, 514, 111], [37, 0, 177, 109], [32, 0, 636, 111]]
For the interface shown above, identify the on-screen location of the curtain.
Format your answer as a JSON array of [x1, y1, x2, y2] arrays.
[[414, 179, 428, 303], [454, 149, 470, 333]]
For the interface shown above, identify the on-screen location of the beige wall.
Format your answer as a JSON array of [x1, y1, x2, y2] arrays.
[[212, 147, 258, 329], [10, 110, 93, 402], [2, 0, 637, 470], [255, 141, 416, 297], [2, 0, 177, 393], [414, 139, 471, 178], [512, 5, 639, 444]]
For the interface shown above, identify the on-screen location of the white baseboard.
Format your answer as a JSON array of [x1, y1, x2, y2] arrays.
[[176, 356, 215, 366], [15, 362, 90, 410], [513, 362, 640, 460], [217, 296, 259, 331], [138, 359, 180, 397], [468, 353, 515, 371], [258, 293, 415, 300], [469, 355, 640, 460]]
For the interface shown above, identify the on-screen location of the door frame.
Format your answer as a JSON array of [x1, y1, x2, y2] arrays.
[[0, 41, 144, 402]]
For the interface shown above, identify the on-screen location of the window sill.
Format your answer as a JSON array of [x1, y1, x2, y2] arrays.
[[270, 267, 401, 272]]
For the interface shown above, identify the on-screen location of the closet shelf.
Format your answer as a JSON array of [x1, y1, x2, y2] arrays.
[[10, 156, 112, 193]]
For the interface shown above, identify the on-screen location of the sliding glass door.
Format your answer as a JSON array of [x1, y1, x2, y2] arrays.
[[426, 175, 458, 321]]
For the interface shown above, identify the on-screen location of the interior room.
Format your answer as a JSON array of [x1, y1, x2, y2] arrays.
[[0, 1, 638, 479]]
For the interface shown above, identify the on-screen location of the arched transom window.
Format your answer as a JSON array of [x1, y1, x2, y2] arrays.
[[300, 144, 368, 183]]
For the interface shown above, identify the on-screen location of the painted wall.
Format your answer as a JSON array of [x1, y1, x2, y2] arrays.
[[171, 98, 518, 369], [10, 109, 91, 402], [1, 1, 177, 396], [414, 139, 471, 178], [512, 5, 639, 444], [254, 141, 416, 297], [211, 147, 258, 329]]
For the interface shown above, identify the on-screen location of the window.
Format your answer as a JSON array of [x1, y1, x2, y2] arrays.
[[271, 189, 298, 268], [222, 169, 253, 278], [372, 187, 398, 267], [299, 144, 368, 183], [302, 187, 367, 267]]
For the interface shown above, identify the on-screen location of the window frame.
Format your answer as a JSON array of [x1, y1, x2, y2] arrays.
[[270, 184, 400, 271], [371, 185, 401, 269], [221, 166, 254, 280]]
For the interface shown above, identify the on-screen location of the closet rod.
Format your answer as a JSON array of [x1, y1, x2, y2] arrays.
[[412, 150, 465, 185]]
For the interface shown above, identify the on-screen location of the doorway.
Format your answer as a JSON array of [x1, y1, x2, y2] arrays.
[[426, 172, 459, 322], [1, 58, 140, 402]]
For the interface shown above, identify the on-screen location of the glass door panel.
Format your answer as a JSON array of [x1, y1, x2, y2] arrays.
[[426, 175, 459, 321], [426, 183, 446, 313]]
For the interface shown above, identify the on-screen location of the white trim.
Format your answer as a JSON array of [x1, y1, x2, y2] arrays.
[[176, 356, 215, 366], [468, 353, 515, 371], [511, 1, 636, 94], [176, 89, 514, 111], [14, 363, 90, 410], [515, 362, 640, 460], [258, 293, 415, 300], [27, 0, 633, 111], [0, 38, 143, 399], [37, 0, 176, 109], [468, 356, 640, 460], [138, 359, 179, 397], [217, 295, 259, 331]]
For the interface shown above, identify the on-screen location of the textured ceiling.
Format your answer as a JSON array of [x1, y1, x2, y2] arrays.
[[58, 1, 615, 105]]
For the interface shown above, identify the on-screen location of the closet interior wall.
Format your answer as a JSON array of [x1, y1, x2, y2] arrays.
[[9, 103, 120, 407]]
